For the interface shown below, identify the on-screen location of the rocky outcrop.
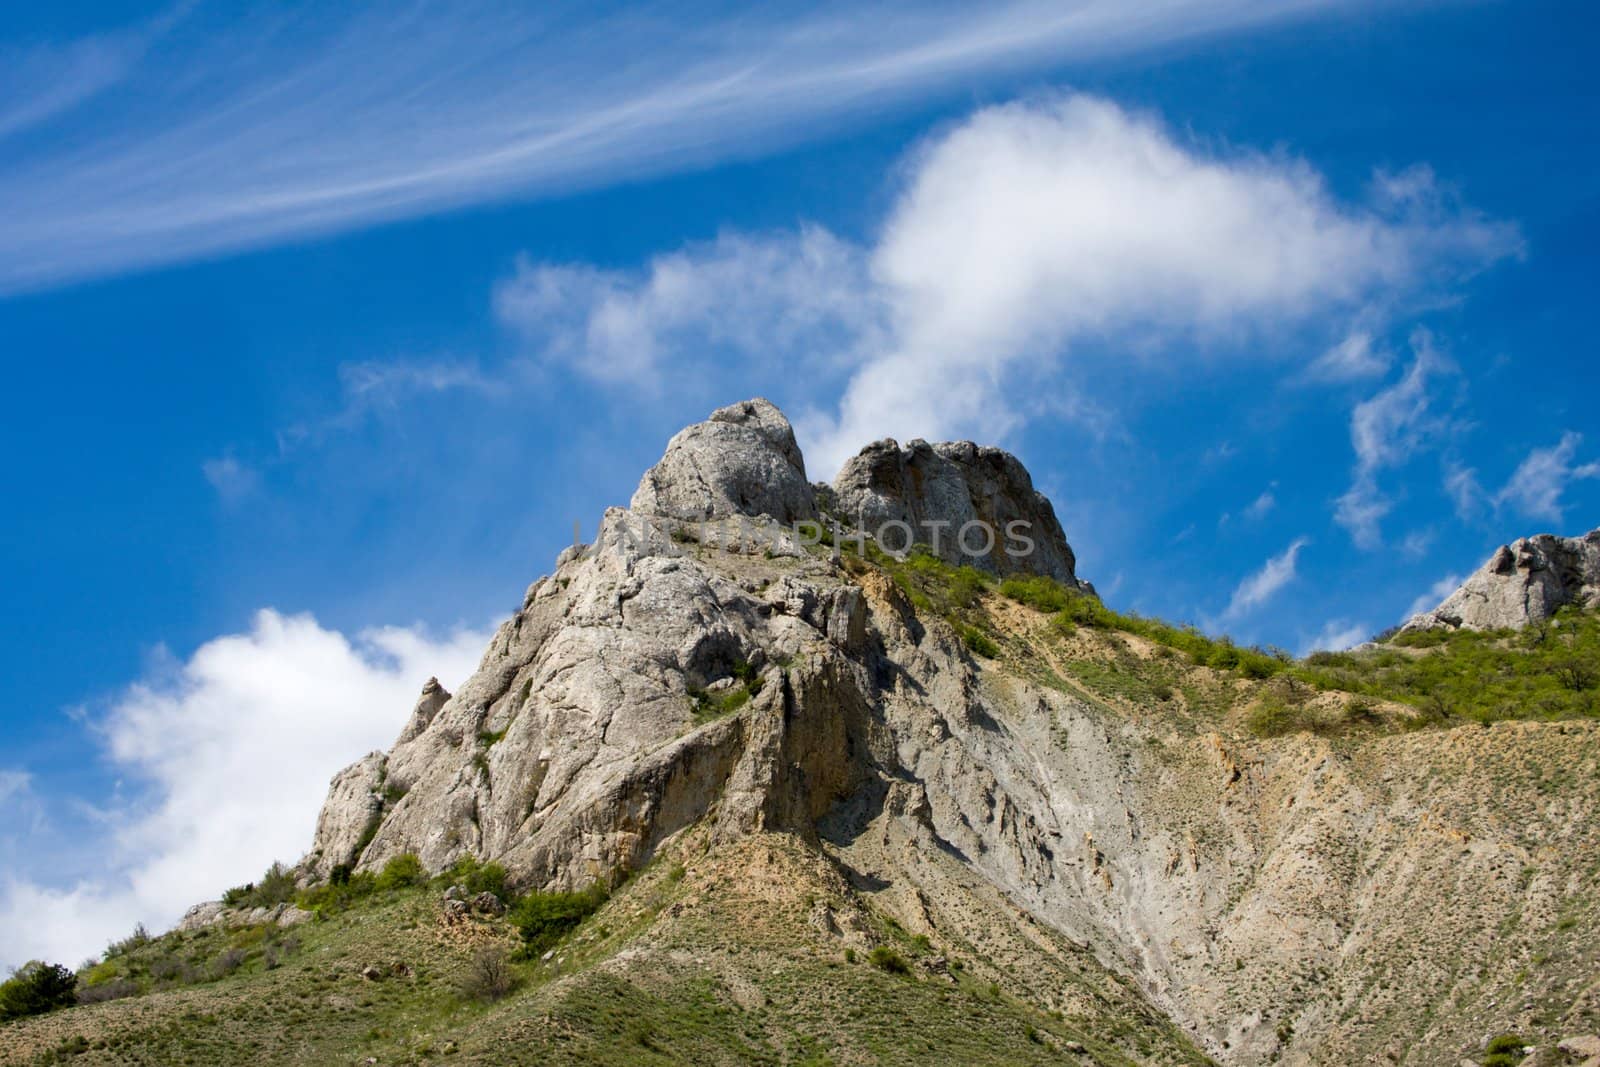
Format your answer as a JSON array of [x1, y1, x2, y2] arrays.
[[176, 900, 312, 932], [307, 752, 386, 878], [395, 677, 450, 746], [830, 437, 1087, 587], [630, 397, 817, 525], [1403, 528, 1600, 632]]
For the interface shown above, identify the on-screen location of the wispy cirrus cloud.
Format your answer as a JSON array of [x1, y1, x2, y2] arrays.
[[1222, 536, 1310, 622], [2, 0, 1385, 295], [1494, 432, 1600, 525], [1333, 331, 1469, 548]]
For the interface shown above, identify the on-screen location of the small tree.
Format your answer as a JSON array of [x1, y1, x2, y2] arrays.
[[0, 961, 78, 1020], [376, 853, 426, 890], [457, 947, 515, 1002]]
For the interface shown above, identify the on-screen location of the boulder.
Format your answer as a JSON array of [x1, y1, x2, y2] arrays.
[[176, 901, 226, 932], [630, 398, 817, 525], [471, 892, 506, 917]]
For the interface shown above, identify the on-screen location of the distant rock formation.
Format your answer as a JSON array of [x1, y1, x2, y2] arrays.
[[830, 437, 1088, 587], [1403, 528, 1600, 632]]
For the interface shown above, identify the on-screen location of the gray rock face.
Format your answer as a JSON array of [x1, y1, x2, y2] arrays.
[[307, 751, 386, 878], [830, 437, 1086, 586], [395, 677, 450, 746], [1403, 528, 1600, 633], [630, 398, 817, 525]]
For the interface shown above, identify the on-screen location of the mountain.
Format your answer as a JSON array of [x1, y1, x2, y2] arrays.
[[5, 399, 1598, 1067]]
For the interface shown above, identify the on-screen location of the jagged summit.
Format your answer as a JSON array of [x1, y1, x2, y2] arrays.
[[1403, 527, 1600, 632], [831, 436, 1087, 588], [630, 397, 1087, 586]]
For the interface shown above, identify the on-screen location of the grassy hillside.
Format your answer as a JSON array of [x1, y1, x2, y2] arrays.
[[0, 835, 1212, 1067], [862, 544, 1600, 734]]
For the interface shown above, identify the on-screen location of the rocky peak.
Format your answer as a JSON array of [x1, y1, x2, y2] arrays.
[[830, 437, 1087, 587], [630, 397, 818, 525], [1403, 527, 1600, 632], [394, 677, 451, 746]]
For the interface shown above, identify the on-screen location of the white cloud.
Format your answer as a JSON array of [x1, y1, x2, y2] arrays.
[[1301, 330, 1390, 383], [1244, 490, 1277, 521], [1223, 536, 1309, 621], [0, 770, 30, 807], [1443, 460, 1484, 521], [0, 1, 1372, 294], [1399, 528, 1437, 559], [1300, 619, 1369, 656], [0, 610, 490, 972], [495, 95, 1517, 477], [494, 227, 880, 387], [1334, 331, 1461, 548], [1493, 431, 1600, 525], [1405, 572, 1462, 620], [201, 455, 259, 502]]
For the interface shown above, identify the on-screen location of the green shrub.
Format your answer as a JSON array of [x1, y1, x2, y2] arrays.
[[104, 923, 150, 958], [375, 853, 427, 891], [0, 961, 77, 1020], [510, 881, 610, 954], [867, 946, 910, 975], [962, 625, 999, 658], [1245, 694, 1314, 738], [297, 870, 378, 915], [1000, 576, 1072, 614], [1482, 1034, 1526, 1065], [222, 861, 298, 911]]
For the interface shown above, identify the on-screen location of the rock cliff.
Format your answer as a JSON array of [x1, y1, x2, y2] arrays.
[[1404, 528, 1600, 632]]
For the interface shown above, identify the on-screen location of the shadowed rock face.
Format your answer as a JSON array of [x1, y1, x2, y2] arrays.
[[831, 437, 1087, 587], [630, 397, 818, 525], [1404, 528, 1600, 632]]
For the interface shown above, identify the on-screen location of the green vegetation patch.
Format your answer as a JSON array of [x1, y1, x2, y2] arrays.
[[1295, 605, 1600, 725]]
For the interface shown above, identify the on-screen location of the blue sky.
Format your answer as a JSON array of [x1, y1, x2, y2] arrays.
[[2, 0, 1597, 967]]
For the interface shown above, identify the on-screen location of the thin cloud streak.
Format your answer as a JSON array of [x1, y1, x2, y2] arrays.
[[1, 0, 1370, 294]]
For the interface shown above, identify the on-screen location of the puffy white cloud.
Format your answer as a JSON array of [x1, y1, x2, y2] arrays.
[[1493, 432, 1600, 525], [495, 94, 1517, 477], [808, 97, 1514, 472], [1223, 536, 1309, 621], [0, 610, 490, 972]]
